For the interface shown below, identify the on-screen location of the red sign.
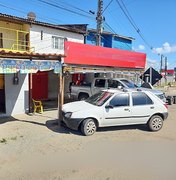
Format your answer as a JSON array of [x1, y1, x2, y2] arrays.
[[64, 41, 146, 69]]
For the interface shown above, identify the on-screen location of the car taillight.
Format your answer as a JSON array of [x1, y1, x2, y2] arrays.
[[164, 103, 168, 109]]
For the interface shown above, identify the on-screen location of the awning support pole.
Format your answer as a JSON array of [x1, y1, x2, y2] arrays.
[[29, 73, 33, 113], [57, 67, 64, 127]]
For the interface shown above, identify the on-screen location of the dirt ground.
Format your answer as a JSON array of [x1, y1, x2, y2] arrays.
[[1, 103, 176, 180]]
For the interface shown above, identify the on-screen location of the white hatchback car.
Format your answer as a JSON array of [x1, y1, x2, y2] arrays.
[[62, 89, 168, 136]]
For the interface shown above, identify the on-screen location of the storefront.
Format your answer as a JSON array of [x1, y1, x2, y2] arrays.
[[0, 50, 64, 116]]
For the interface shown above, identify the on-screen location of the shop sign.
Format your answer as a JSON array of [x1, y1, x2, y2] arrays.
[[20, 61, 38, 73], [0, 60, 19, 73], [0, 59, 62, 74]]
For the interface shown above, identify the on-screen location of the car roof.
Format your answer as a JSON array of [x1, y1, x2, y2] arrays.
[[102, 88, 142, 94]]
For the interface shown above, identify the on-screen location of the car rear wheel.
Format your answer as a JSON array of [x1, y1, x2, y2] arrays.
[[167, 96, 173, 105], [81, 119, 97, 136], [147, 115, 163, 131]]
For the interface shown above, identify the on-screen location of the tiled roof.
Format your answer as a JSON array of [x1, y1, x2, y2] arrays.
[[0, 13, 87, 34], [0, 49, 65, 60]]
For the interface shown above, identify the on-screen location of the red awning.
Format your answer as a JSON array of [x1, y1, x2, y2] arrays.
[[64, 41, 146, 69]]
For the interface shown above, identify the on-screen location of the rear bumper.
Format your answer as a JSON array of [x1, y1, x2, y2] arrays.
[[163, 112, 168, 120]]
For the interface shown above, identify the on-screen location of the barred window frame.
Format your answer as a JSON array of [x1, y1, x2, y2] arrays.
[[52, 36, 65, 50]]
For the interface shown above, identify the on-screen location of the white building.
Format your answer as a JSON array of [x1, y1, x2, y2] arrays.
[[0, 13, 86, 116]]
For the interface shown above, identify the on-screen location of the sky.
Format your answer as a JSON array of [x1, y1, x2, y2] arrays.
[[0, 0, 176, 70]]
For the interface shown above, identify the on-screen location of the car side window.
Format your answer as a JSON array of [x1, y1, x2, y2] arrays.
[[108, 80, 124, 88], [109, 93, 129, 107], [132, 92, 153, 106], [94, 79, 106, 88]]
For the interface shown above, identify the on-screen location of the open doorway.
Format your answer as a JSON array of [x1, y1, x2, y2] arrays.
[[0, 74, 5, 113]]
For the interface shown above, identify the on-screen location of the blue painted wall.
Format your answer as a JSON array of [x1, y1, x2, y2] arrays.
[[112, 36, 132, 50], [86, 32, 132, 50]]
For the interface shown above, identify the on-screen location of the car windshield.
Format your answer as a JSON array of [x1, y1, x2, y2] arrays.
[[85, 91, 114, 106], [120, 79, 138, 88]]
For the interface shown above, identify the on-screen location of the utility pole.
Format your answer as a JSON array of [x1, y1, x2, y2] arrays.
[[160, 54, 163, 86], [160, 54, 163, 74], [96, 0, 103, 46], [165, 56, 167, 84]]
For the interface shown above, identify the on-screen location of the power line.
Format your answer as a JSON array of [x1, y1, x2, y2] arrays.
[[37, 0, 94, 20], [0, 2, 65, 24], [103, 0, 114, 14], [51, 0, 92, 15], [115, 0, 153, 50]]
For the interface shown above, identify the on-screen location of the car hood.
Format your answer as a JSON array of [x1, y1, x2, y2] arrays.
[[138, 87, 164, 95], [62, 101, 95, 113]]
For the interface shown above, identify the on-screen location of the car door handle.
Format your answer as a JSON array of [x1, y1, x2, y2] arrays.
[[124, 108, 130, 111], [150, 106, 154, 109]]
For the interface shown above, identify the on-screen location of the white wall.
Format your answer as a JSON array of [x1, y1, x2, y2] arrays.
[[30, 25, 84, 54], [30, 24, 84, 101], [5, 74, 29, 116]]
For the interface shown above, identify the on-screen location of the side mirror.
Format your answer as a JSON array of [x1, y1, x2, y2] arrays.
[[105, 105, 113, 109], [117, 85, 122, 89]]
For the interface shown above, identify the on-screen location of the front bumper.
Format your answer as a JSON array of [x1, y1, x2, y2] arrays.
[[62, 116, 83, 130]]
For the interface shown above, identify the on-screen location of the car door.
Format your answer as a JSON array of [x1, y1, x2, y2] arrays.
[[107, 79, 125, 89], [92, 79, 106, 94], [102, 93, 132, 126], [130, 92, 156, 124]]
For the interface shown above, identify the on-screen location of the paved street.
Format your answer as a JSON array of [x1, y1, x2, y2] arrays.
[[0, 104, 176, 180]]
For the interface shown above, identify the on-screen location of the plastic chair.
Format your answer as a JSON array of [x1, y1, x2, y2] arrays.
[[32, 99, 43, 113]]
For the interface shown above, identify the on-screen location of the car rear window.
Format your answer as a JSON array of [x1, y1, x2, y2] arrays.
[[132, 92, 153, 106]]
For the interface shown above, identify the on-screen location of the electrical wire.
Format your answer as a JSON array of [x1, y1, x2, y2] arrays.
[[50, 0, 92, 15], [103, 0, 114, 14], [0, 2, 64, 24], [37, 0, 94, 20], [115, 0, 153, 50]]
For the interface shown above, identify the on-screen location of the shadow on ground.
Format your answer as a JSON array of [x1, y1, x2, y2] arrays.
[[0, 115, 149, 136], [46, 119, 149, 136]]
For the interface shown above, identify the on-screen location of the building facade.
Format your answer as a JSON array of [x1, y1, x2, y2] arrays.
[[0, 13, 146, 117], [0, 13, 86, 116]]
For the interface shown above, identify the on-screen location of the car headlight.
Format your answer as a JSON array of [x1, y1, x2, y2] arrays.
[[64, 112, 72, 119]]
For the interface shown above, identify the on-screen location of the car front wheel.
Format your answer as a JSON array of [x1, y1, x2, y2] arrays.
[[147, 115, 163, 131], [81, 119, 97, 136]]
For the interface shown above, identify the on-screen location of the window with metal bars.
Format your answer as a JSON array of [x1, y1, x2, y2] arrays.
[[52, 36, 65, 50]]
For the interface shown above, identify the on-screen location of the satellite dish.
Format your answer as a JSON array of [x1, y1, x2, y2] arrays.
[[27, 12, 36, 21]]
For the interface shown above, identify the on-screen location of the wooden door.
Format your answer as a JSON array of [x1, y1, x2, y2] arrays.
[[32, 71, 48, 100], [0, 74, 5, 113]]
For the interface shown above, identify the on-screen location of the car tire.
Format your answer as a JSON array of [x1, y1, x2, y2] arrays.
[[147, 115, 163, 132], [81, 119, 97, 136], [78, 93, 89, 101], [167, 96, 173, 105]]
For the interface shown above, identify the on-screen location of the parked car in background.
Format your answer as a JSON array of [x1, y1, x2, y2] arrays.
[[62, 89, 168, 136], [70, 77, 166, 102]]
